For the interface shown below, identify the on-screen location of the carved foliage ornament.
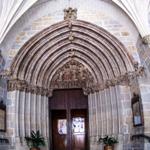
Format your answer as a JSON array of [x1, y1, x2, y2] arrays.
[[87, 66, 145, 93], [7, 79, 52, 97], [7, 65, 144, 95], [64, 7, 77, 20]]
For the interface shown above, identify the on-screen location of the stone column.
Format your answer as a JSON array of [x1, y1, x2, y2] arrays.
[[25, 92, 31, 136], [88, 93, 99, 150], [118, 85, 132, 150], [6, 90, 50, 150], [7, 91, 17, 148], [88, 85, 124, 150]]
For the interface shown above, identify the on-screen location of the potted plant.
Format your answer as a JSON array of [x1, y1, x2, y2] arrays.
[[25, 130, 46, 150], [98, 135, 118, 150]]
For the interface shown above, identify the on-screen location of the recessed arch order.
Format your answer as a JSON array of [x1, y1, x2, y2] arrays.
[[10, 19, 134, 90]]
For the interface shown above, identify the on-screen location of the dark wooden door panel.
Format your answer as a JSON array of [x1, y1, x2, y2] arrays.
[[71, 109, 88, 150], [50, 89, 88, 109], [49, 89, 88, 150], [51, 110, 67, 150], [50, 90, 67, 109], [67, 90, 88, 109]]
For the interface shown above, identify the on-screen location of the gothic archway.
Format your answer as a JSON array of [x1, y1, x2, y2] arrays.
[[9, 19, 134, 95], [6, 18, 143, 150]]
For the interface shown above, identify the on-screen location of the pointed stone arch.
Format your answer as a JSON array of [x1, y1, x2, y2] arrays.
[[9, 19, 134, 95]]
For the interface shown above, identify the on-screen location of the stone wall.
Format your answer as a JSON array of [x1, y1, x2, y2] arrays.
[[136, 26, 150, 150], [0, 50, 10, 149], [136, 36, 150, 74], [138, 76, 150, 150], [0, 50, 6, 104], [0, 0, 140, 69]]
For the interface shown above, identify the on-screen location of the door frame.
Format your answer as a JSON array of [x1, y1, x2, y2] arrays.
[[49, 89, 89, 150]]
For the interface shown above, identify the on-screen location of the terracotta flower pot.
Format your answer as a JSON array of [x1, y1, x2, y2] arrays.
[[104, 145, 113, 150], [30, 148, 40, 150]]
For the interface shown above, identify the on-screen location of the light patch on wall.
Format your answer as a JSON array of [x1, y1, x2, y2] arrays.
[[121, 32, 129, 36], [79, 10, 108, 21]]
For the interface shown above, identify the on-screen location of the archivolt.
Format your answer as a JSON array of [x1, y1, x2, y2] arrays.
[[11, 20, 134, 89]]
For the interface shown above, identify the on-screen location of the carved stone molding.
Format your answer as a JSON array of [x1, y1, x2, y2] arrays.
[[7, 79, 52, 96], [64, 7, 77, 20], [87, 66, 145, 94], [142, 35, 150, 44], [7, 65, 144, 95]]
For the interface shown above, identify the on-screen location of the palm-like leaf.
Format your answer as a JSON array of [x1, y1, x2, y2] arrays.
[[25, 130, 46, 148], [98, 135, 118, 146]]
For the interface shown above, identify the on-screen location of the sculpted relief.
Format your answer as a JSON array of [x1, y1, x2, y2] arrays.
[[50, 60, 94, 89]]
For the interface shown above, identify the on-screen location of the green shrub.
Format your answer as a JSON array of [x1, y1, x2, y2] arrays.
[[98, 135, 118, 146], [25, 130, 46, 148]]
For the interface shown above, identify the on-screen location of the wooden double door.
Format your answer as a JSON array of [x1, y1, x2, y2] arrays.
[[49, 89, 88, 150]]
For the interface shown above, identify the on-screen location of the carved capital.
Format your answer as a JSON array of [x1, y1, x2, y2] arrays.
[[7, 79, 51, 96], [47, 89, 53, 97], [83, 87, 95, 95], [142, 35, 150, 44], [7, 65, 144, 95], [88, 66, 145, 93], [7, 79, 27, 91]]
